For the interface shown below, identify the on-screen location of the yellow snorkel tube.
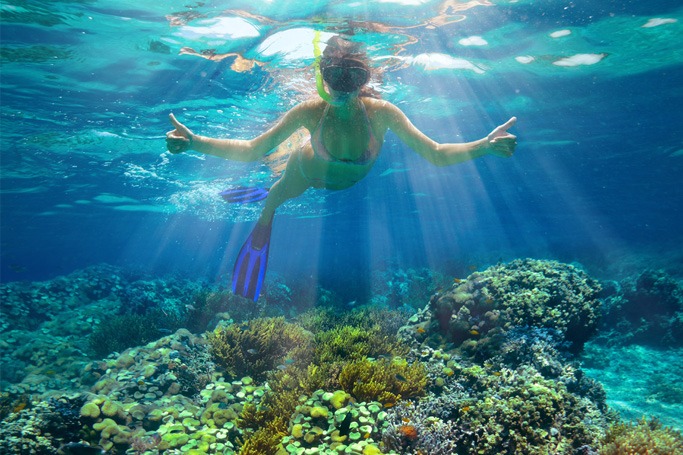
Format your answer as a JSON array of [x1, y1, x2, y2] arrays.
[[313, 31, 333, 103]]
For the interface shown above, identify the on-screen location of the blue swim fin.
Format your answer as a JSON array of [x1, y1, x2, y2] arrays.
[[231, 218, 273, 301], [220, 186, 269, 204]]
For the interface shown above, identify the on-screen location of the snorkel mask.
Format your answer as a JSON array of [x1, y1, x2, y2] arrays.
[[321, 58, 369, 92], [313, 32, 369, 103]]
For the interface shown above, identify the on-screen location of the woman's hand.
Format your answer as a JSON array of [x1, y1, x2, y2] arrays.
[[166, 113, 195, 154], [486, 117, 517, 158]]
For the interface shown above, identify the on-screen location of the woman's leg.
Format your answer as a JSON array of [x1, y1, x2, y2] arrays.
[[232, 151, 310, 300], [256, 153, 310, 226]]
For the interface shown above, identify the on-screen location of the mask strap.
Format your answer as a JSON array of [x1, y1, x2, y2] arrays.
[[313, 31, 333, 104]]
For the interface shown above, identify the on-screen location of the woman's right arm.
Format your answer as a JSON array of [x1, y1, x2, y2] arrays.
[[166, 101, 315, 162], [376, 101, 516, 166]]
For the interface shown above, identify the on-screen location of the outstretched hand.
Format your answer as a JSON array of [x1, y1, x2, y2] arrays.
[[166, 113, 194, 154], [486, 117, 517, 158]]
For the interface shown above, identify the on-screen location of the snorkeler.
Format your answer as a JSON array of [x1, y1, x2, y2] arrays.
[[166, 35, 517, 301]]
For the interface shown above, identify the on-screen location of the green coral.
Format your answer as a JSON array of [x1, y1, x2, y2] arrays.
[[207, 317, 314, 381], [298, 306, 411, 341], [600, 418, 683, 455], [205, 311, 421, 453], [338, 357, 427, 404], [283, 389, 391, 454], [300, 315, 411, 393], [315, 324, 409, 364], [79, 401, 100, 419], [229, 311, 418, 454], [458, 364, 606, 453]]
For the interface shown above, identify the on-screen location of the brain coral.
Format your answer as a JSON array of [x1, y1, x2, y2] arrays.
[[428, 259, 602, 355]]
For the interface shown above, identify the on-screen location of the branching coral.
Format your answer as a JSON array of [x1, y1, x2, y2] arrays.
[[338, 358, 427, 404], [207, 317, 314, 381], [600, 417, 683, 455], [314, 324, 409, 365], [236, 366, 312, 454], [292, 309, 413, 393]]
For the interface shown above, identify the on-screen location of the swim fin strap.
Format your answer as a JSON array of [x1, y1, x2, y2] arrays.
[[220, 186, 269, 204], [231, 218, 273, 301]]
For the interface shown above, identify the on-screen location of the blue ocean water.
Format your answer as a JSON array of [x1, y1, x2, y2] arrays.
[[1, 0, 683, 452], [2, 0, 681, 288]]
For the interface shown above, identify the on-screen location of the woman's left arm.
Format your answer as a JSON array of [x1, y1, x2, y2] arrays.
[[378, 101, 517, 166]]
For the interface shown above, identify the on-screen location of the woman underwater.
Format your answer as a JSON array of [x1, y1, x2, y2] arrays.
[[166, 36, 517, 301]]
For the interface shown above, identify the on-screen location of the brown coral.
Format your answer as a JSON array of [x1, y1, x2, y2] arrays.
[[207, 317, 313, 381]]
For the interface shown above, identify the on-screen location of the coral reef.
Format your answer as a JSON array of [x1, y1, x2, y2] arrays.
[[382, 401, 476, 455], [599, 269, 683, 346], [0, 264, 125, 333], [0, 265, 226, 393], [2, 261, 682, 455], [89, 313, 168, 358], [314, 323, 409, 365], [402, 259, 602, 358], [382, 359, 611, 455], [0, 395, 85, 454], [280, 389, 390, 454]]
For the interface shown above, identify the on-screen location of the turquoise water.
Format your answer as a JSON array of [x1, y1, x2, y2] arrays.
[[2, 1, 683, 454]]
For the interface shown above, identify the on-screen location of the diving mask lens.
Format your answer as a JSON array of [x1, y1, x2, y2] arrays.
[[322, 61, 369, 93]]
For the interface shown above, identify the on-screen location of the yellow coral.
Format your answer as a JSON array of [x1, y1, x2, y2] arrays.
[[100, 399, 121, 417], [363, 445, 382, 455], [601, 418, 683, 455], [80, 402, 100, 419], [310, 406, 329, 418], [93, 418, 120, 439], [291, 423, 304, 438], [329, 390, 350, 409]]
